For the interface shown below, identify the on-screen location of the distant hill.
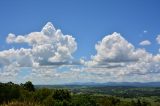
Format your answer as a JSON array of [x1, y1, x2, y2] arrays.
[[65, 82, 160, 87], [35, 82, 160, 88]]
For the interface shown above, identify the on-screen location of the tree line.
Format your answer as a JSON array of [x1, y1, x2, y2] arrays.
[[0, 81, 153, 106]]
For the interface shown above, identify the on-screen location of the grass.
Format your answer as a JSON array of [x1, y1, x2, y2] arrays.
[[0, 101, 42, 106]]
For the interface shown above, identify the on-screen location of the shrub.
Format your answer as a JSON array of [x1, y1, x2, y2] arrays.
[[52, 89, 71, 101], [34, 88, 52, 102]]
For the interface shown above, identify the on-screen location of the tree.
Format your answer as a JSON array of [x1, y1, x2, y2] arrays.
[[0, 82, 20, 103], [23, 81, 35, 92], [137, 99, 142, 106], [52, 89, 71, 101]]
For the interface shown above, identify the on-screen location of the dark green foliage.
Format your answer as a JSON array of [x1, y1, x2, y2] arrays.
[[97, 96, 120, 106], [65, 86, 160, 98], [137, 99, 142, 106], [71, 94, 97, 106], [43, 96, 55, 106], [22, 81, 35, 92], [52, 89, 71, 101], [129, 99, 151, 106], [0, 82, 20, 104], [34, 88, 52, 102]]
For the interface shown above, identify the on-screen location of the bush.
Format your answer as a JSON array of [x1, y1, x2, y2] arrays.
[[34, 88, 52, 102], [0, 82, 20, 104], [52, 89, 71, 101], [71, 94, 96, 106], [42, 96, 55, 106], [21, 81, 35, 92]]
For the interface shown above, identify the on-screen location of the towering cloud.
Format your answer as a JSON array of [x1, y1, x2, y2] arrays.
[[0, 22, 77, 80], [86, 32, 147, 66], [85, 32, 160, 78], [5, 22, 77, 65]]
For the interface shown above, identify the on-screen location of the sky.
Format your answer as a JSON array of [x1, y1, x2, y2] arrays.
[[0, 0, 160, 84]]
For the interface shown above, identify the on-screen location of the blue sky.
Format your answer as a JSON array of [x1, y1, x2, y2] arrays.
[[0, 0, 160, 84]]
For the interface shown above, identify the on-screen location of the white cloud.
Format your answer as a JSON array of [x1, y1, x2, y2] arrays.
[[0, 48, 33, 67], [139, 40, 151, 46], [83, 32, 160, 80], [0, 22, 77, 79], [1, 24, 160, 83], [156, 35, 160, 44], [29, 32, 160, 83], [6, 33, 16, 43], [5, 22, 77, 65], [17, 31, 160, 84], [85, 32, 147, 66]]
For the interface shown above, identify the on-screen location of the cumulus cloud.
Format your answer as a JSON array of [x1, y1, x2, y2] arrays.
[[26, 32, 160, 83], [139, 40, 151, 46], [0, 48, 34, 67], [0, 22, 77, 79], [6, 33, 16, 43], [5, 22, 77, 65], [83, 32, 160, 78], [85, 32, 147, 66], [1, 23, 160, 83]]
